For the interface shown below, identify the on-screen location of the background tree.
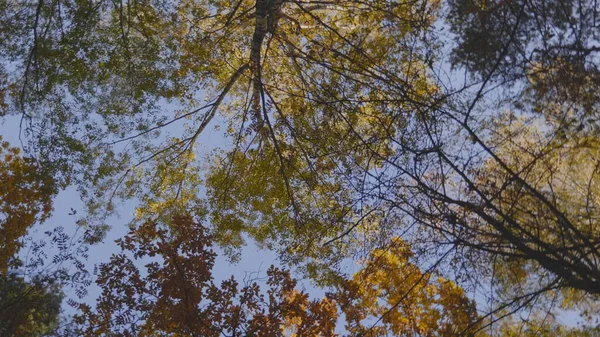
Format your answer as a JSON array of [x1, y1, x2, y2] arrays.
[[0, 137, 94, 336], [0, 273, 63, 337], [0, 136, 55, 273], [0, 221, 96, 336]]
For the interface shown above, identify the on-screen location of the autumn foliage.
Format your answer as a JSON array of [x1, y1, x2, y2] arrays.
[[72, 215, 479, 336], [2, 0, 600, 335], [334, 239, 479, 337], [0, 137, 55, 273], [73, 215, 339, 336]]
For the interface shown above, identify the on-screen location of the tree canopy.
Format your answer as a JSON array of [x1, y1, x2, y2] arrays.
[[1, 0, 600, 335]]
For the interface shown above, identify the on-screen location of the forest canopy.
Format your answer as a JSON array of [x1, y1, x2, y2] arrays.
[[1, 0, 600, 335]]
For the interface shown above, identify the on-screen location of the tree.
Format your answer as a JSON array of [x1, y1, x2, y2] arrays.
[[0, 0, 443, 286], [0, 136, 55, 273], [447, 0, 600, 114], [72, 214, 479, 337], [0, 220, 97, 337], [374, 0, 600, 327], [423, 0, 600, 296], [494, 316, 600, 337], [72, 213, 340, 336], [0, 138, 92, 336], [332, 238, 479, 337], [0, 273, 63, 337], [0, 0, 439, 208]]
